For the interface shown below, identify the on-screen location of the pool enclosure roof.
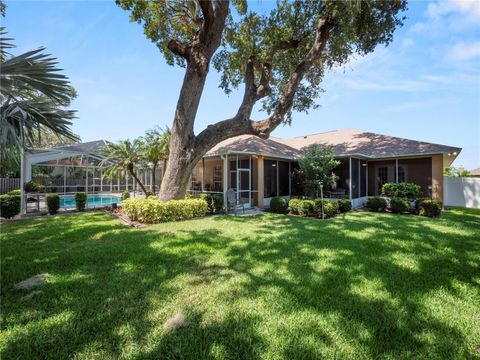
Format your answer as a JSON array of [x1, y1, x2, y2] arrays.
[[25, 140, 109, 166]]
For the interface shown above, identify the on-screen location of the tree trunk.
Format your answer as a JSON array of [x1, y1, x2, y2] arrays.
[[129, 169, 148, 195], [151, 162, 157, 195]]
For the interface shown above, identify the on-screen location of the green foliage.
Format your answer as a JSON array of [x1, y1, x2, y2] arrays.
[[0, 193, 20, 218], [122, 191, 130, 200], [382, 182, 422, 199], [117, 1, 406, 123], [269, 196, 288, 213], [338, 199, 352, 213], [313, 200, 338, 219], [389, 197, 410, 214], [418, 199, 443, 218], [298, 146, 340, 198], [288, 198, 315, 216], [141, 126, 170, 194], [7, 189, 20, 195], [99, 139, 148, 194], [366, 197, 387, 212], [75, 192, 87, 212], [122, 197, 208, 223], [0, 28, 78, 155], [444, 166, 471, 177], [187, 193, 223, 214], [415, 197, 430, 212], [23, 181, 44, 193], [45, 194, 60, 215]]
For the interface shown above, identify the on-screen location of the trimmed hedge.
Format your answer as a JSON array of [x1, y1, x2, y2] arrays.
[[8, 189, 21, 196], [122, 191, 130, 200], [188, 193, 223, 213], [366, 197, 387, 212], [270, 196, 288, 213], [389, 197, 410, 214], [75, 192, 87, 212], [418, 199, 442, 218], [0, 194, 21, 218], [338, 199, 352, 213], [314, 200, 339, 219], [415, 197, 430, 212], [122, 197, 208, 223], [382, 182, 421, 199], [46, 194, 60, 215]]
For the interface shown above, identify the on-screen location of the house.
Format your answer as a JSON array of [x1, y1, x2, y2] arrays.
[[187, 129, 461, 208], [20, 129, 461, 213], [469, 168, 480, 177]]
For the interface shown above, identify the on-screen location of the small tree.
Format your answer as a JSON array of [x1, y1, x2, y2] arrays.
[[141, 127, 170, 195], [298, 145, 339, 219], [99, 140, 149, 195]]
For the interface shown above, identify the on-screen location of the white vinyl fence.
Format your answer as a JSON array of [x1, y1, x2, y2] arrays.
[[0, 178, 20, 195], [444, 176, 480, 209]]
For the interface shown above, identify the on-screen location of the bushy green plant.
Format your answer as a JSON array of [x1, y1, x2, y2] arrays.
[[45, 194, 60, 215], [122, 197, 208, 223], [288, 198, 302, 215], [382, 182, 421, 199], [338, 199, 352, 213], [7, 189, 21, 195], [418, 199, 442, 218], [389, 197, 410, 214], [0, 194, 21, 218], [314, 200, 338, 219], [24, 181, 45, 193], [414, 197, 430, 212], [366, 197, 387, 212], [75, 192, 87, 212], [270, 196, 288, 213], [122, 190, 130, 200], [188, 193, 223, 213]]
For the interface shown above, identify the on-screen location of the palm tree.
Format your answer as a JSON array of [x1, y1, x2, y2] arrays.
[[0, 27, 78, 158], [141, 127, 170, 194], [99, 139, 149, 195]]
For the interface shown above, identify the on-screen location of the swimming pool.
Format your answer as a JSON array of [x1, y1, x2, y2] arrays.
[[60, 195, 122, 208]]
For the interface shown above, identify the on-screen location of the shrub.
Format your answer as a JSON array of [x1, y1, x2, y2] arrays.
[[314, 200, 339, 219], [187, 193, 223, 213], [414, 197, 430, 212], [0, 194, 21, 218], [418, 199, 442, 218], [389, 197, 410, 214], [338, 199, 352, 213], [75, 192, 87, 212], [45, 194, 60, 215], [382, 182, 422, 199], [270, 196, 288, 213], [288, 198, 303, 215], [366, 197, 387, 212], [122, 197, 208, 223], [8, 189, 21, 195], [24, 181, 45, 193], [122, 190, 130, 200]]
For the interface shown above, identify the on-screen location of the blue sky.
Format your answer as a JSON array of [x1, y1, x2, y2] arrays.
[[3, 0, 479, 169]]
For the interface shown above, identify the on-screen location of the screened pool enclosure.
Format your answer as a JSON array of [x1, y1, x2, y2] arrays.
[[20, 140, 160, 213]]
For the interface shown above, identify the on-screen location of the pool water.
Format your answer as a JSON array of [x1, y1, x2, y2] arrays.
[[60, 195, 122, 208]]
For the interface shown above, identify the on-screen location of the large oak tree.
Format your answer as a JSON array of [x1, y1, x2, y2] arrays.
[[117, 0, 407, 200]]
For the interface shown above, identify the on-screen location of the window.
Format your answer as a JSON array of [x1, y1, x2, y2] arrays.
[[278, 161, 289, 196], [264, 160, 278, 198], [213, 165, 222, 192], [398, 166, 405, 182], [378, 167, 388, 193]]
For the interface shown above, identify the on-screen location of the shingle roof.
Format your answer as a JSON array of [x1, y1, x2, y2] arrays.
[[206, 135, 301, 159], [206, 129, 461, 160]]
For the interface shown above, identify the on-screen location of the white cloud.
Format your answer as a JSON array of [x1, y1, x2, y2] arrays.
[[427, 0, 480, 20], [446, 42, 480, 62], [401, 38, 414, 48]]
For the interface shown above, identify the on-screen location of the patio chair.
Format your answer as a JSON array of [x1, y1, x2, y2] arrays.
[[226, 188, 245, 215]]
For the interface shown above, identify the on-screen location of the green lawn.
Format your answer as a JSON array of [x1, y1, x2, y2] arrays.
[[1, 208, 479, 359]]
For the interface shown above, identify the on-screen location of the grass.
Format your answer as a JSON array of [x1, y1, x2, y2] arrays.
[[1, 208, 479, 359]]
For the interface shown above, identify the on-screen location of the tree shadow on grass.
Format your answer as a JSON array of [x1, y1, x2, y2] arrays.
[[1, 211, 479, 359]]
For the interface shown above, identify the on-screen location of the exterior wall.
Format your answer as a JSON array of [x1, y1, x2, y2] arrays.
[[444, 176, 480, 208], [432, 154, 444, 201]]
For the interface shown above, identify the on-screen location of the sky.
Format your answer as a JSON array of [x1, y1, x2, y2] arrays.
[[3, 0, 480, 169]]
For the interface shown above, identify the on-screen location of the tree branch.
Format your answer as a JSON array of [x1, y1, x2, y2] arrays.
[[193, 16, 332, 154], [167, 39, 191, 59]]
